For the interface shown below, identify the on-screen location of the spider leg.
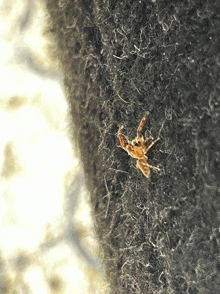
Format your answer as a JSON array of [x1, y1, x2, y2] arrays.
[[131, 135, 153, 146], [118, 126, 126, 148], [137, 111, 149, 138], [144, 138, 160, 153], [147, 163, 160, 171], [143, 136, 153, 144]]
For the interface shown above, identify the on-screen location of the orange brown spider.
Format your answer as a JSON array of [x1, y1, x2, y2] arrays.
[[118, 112, 160, 178]]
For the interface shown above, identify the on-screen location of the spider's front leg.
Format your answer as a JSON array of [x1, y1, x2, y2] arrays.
[[137, 111, 149, 138], [118, 126, 126, 149]]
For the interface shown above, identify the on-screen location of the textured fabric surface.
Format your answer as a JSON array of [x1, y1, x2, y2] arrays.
[[47, 1, 220, 293]]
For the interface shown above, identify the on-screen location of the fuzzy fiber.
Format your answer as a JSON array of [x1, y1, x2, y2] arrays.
[[47, 0, 220, 293]]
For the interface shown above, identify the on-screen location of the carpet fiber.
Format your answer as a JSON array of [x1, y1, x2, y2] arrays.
[[47, 1, 220, 292]]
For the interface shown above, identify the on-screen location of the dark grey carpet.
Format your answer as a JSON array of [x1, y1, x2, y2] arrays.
[[47, 1, 220, 293]]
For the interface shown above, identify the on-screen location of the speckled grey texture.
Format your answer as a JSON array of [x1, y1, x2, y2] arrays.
[[47, 1, 220, 293]]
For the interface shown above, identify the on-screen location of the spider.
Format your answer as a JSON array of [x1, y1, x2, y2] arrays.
[[118, 112, 160, 178]]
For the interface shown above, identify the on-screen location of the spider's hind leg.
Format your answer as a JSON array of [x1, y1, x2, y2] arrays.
[[147, 163, 160, 171]]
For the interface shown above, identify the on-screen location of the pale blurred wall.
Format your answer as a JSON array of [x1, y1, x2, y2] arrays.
[[0, 0, 108, 293]]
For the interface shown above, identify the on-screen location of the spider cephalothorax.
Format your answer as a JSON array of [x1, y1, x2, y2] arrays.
[[118, 112, 160, 178]]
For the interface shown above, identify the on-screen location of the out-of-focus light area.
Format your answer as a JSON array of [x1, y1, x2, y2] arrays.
[[0, 0, 108, 293]]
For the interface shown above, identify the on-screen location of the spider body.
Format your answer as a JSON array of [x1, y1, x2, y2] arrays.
[[118, 112, 160, 178]]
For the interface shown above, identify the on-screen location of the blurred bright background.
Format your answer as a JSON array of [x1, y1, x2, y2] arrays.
[[0, 0, 108, 293]]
